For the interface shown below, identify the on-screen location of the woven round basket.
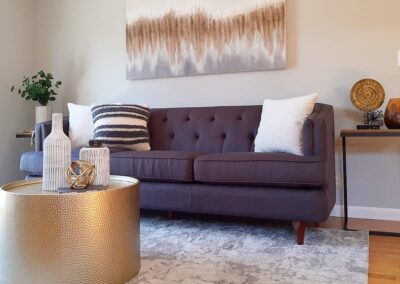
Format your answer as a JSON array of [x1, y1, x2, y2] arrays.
[[350, 79, 385, 112]]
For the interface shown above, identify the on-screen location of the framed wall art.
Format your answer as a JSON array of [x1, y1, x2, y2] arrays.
[[126, 0, 286, 80]]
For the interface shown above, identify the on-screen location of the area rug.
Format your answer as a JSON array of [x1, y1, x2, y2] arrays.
[[128, 217, 369, 284]]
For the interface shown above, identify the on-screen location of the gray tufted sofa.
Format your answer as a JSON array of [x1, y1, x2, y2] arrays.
[[20, 103, 335, 244]]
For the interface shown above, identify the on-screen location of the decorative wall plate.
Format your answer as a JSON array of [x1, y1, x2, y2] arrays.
[[350, 79, 385, 112]]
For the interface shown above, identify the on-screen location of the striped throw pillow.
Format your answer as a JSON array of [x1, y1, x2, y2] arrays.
[[91, 104, 151, 151]]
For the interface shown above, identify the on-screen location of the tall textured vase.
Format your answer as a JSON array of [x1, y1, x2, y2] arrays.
[[43, 113, 71, 191], [384, 98, 400, 129]]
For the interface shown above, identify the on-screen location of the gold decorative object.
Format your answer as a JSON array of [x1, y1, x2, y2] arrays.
[[384, 98, 400, 129], [66, 160, 96, 189], [0, 176, 141, 283], [350, 79, 385, 112]]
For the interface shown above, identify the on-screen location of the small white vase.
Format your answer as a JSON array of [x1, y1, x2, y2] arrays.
[[36, 105, 51, 124], [42, 113, 71, 192], [80, 141, 110, 186]]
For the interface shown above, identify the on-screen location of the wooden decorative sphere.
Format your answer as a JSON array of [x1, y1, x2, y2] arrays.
[[350, 79, 385, 112], [66, 160, 96, 189]]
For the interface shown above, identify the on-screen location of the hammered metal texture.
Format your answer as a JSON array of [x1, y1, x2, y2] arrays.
[[0, 176, 140, 284]]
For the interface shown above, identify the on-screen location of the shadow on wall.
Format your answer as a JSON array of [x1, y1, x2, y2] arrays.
[[286, 0, 298, 68], [61, 55, 86, 112]]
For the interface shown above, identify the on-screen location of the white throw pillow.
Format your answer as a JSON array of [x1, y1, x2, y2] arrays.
[[68, 103, 94, 148], [254, 93, 318, 156]]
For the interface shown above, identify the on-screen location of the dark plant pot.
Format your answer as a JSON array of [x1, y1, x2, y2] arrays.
[[384, 99, 400, 129]]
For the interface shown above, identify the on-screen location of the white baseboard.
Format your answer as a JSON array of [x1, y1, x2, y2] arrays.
[[330, 205, 400, 222]]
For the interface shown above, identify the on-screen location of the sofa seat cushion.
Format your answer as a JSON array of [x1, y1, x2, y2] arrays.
[[194, 152, 327, 187], [110, 151, 203, 182], [20, 148, 126, 176], [20, 149, 81, 176]]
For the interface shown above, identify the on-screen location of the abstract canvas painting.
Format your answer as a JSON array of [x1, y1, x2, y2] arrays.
[[126, 0, 286, 80]]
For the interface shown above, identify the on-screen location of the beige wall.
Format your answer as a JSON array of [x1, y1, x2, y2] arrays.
[[32, 0, 400, 211], [0, 0, 35, 184]]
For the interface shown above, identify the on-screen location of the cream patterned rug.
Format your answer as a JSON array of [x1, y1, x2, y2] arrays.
[[128, 217, 368, 284]]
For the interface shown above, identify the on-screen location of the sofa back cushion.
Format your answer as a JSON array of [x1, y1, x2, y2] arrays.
[[149, 106, 262, 153]]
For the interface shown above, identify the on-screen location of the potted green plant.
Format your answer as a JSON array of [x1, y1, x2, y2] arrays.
[[11, 70, 62, 124]]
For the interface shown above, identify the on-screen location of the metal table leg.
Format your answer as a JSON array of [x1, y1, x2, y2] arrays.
[[342, 136, 348, 230], [340, 132, 400, 236]]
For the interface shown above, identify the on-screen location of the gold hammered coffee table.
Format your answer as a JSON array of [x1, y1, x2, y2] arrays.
[[0, 176, 140, 284]]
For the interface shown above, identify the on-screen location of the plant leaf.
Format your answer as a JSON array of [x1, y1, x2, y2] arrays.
[[14, 71, 61, 104]]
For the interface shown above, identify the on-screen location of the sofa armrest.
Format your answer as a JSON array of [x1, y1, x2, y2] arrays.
[[303, 104, 335, 157], [35, 116, 69, 152], [303, 104, 336, 215]]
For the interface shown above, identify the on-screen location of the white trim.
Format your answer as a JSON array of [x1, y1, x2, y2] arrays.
[[331, 205, 400, 222]]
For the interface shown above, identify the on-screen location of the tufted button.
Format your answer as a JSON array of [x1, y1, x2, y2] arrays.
[[186, 117, 191, 122], [171, 133, 175, 139], [194, 134, 199, 140], [163, 118, 168, 122], [238, 116, 243, 121], [222, 133, 227, 139], [210, 116, 215, 122]]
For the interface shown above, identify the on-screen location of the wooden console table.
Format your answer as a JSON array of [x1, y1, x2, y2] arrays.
[[341, 129, 400, 237], [16, 130, 35, 146]]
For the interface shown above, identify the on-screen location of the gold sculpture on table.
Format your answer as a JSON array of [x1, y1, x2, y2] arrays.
[[351, 79, 385, 112], [66, 160, 96, 189], [350, 79, 385, 129]]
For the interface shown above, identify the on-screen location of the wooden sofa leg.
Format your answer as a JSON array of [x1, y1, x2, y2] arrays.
[[167, 211, 176, 219], [292, 221, 307, 245]]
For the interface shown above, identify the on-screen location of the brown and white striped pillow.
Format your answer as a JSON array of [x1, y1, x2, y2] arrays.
[[91, 104, 151, 151]]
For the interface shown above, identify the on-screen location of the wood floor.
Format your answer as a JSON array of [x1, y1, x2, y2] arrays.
[[322, 217, 400, 283], [369, 236, 400, 283]]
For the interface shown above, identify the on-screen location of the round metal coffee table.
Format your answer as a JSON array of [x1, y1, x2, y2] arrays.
[[0, 176, 140, 284]]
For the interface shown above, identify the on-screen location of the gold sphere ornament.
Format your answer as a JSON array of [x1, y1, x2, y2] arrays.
[[350, 79, 385, 112], [66, 160, 96, 189]]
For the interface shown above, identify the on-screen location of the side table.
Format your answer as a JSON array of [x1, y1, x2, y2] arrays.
[[16, 130, 35, 146], [341, 129, 400, 237], [0, 176, 141, 283]]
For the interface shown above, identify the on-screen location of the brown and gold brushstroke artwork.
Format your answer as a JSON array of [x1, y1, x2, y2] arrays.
[[126, 0, 286, 80]]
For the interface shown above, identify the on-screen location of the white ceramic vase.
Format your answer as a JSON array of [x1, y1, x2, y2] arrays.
[[79, 141, 110, 186], [42, 113, 71, 192], [35, 105, 51, 124]]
